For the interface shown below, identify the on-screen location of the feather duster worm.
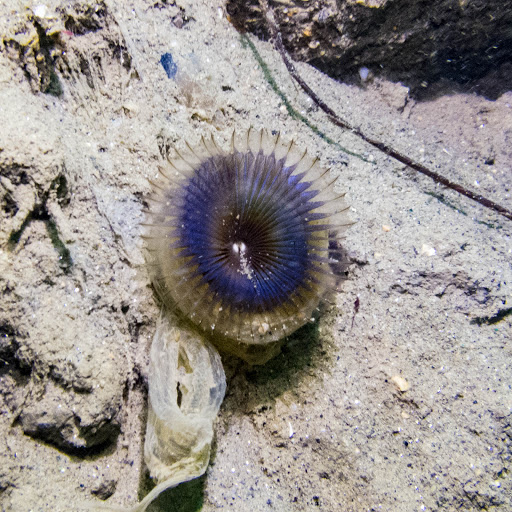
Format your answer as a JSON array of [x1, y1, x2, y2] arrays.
[[143, 129, 350, 364]]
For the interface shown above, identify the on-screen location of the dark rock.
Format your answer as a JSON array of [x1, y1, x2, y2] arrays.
[[18, 380, 120, 453], [227, 0, 512, 99], [91, 478, 117, 500]]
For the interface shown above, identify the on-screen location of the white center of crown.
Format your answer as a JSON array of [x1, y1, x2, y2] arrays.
[[232, 242, 247, 255], [232, 242, 253, 280]]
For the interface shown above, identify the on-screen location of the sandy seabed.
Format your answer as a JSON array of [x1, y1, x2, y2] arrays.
[[0, 1, 511, 511]]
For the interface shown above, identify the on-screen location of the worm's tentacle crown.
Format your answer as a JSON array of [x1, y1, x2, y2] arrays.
[[143, 129, 350, 363]]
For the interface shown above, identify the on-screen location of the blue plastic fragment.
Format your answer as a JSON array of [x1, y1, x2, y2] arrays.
[[160, 53, 178, 79]]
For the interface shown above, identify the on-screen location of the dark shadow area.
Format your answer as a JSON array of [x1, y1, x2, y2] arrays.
[[0, 322, 31, 383], [314, 50, 512, 102], [245, 318, 321, 390], [220, 310, 327, 413], [140, 474, 206, 512], [406, 61, 512, 102], [326, 59, 512, 101], [227, 0, 512, 102], [470, 306, 512, 326]]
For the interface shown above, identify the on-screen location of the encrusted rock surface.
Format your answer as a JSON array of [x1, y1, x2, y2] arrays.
[[227, 0, 512, 99]]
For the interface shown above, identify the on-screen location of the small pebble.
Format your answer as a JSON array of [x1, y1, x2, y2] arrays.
[[359, 66, 370, 82], [420, 244, 436, 256], [391, 375, 410, 392], [32, 5, 48, 18]]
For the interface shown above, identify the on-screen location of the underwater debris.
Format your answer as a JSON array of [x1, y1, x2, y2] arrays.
[[159, 52, 178, 79]]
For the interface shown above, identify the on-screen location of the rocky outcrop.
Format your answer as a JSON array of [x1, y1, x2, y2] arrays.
[[227, 0, 512, 99]]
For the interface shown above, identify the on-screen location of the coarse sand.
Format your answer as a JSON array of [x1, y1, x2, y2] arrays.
[[0, 1, 510, 511]]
